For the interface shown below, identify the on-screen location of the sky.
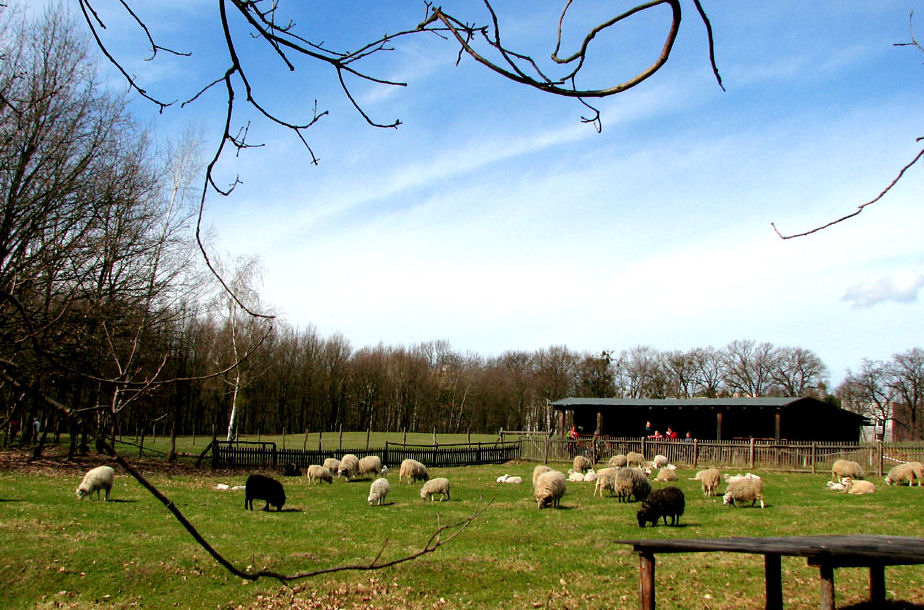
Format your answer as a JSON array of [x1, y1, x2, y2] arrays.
[[40, 1, 924, 386]]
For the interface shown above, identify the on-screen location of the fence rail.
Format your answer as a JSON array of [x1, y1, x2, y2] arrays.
[[211, 440, 520, 471], [500, 432, 924, 475]]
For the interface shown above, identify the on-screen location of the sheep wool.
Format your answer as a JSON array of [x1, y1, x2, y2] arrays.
[[831, 459, 864, 482], [652, 455, 669, 469], [885, 462, 919, 486], [615, 467, 651, 503], [908, 461, 924, 485], [723, 477, 764, 509], [636, 486, 685, 527], [307, 464, 333, 484], [568, 470, 585, 482], [399, 459, 429, 484], [690, 468, 722, 496], [323, 458, 341, 476], [420, 477, 451, 501], [532, 464, 552, 488], [609, 454, 628, 468], [573, 455, 592, 474], [594, 468, 617, 497], [842, 478, 875, 495], [368, 477, 390, 506], [338, 454, 360, 480], [655, 468, 677, 482], [358, 455, 383, 479], [245, 474, 286, 511], [625, 452, 645, 467], [76, 465, 115, 501], [535, 470, 566, 509], [583, 470, 597, 483]]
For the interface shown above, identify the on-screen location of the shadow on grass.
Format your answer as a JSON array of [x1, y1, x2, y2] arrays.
[[106, 498, 139, 503]]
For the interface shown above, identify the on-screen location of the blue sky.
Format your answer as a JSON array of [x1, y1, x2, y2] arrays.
[[52, 1, 924, 385]]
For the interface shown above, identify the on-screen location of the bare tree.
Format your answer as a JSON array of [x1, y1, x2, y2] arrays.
[[690, 346, 725, 397], [722, 340, 779, 397], [771, 346, 828, 397], [888, 347, 924, 440], [837, 359, 894, 439]]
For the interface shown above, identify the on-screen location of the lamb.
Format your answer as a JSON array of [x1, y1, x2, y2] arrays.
[[826, 480, 846, 491], [76, 465, 115, 501], [399, 458, 429, 484], [534, 470, 566, 509], [609, 454, 628, 468], [652, 455, 669, 469], [307, 464, 333, 484], [573, 455, 592, 473], [337, 454, 360, 480], [655, 468, 677, 482], [884, 462, 919, 486], [636, 486, 685, 527], [567, 470, 585, 482], [368, 477, 390, 506], [532, 464, 552, 488], [583, 470, 597, 483], [724, 472, 761, 484], [323, 457, 341, 476], [831, 459, 864, 482], [358, 455, 383, 479], [420, 477, 451, 501], [723, 477, 764, 509], [245, 474, 286, 511], [615, 467, 651, 503], [496, 474, 523, 484], [625, 451, 645, 467], [690, 468, 722, 496], [594, 467, 617, 497], [841, 478, 875, 495]]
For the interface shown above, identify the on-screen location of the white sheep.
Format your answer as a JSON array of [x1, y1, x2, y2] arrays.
[[652, 455, 669, 469], [367, 477, 390, 506], [399, 459, 429, 484], [322, 457, 341, 476], [615, 467, 651, 503], [307, 464, 333, 484], [573, 455, 592, 473], [420, 477, 451, 501], [381, 464, 388, 478], [826, 480, 846, 491], [532, 464, 552, 488], [338, 454, 360, 479], [831, 459, 864, 482], [723, 477, 765, 508], [534, 470, 566, 509], [583, 470, 597, 483], [358, 455, 383, 479], [655, 468, 677, 482], [594, 467, 617, 497], [567, 470, 585, 482], [724, 472, 761, 484], [885, 462, 919, 486], [76, 465, 115, 501], [690, 468, 722, 496], [841, 478, 875, 495], [909, 461, 924, 484], [609, 454, 628, 468], [625, 451, 645, 467], [502, 475, 522, 484]]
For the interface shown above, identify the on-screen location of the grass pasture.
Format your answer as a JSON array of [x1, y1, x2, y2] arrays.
[[1, 455, 923, 609]]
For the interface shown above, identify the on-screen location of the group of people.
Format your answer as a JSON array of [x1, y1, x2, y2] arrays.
[[645, 421, 691, 441]]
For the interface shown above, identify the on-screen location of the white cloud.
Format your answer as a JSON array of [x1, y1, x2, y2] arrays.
[[843, 272, 924, 308]]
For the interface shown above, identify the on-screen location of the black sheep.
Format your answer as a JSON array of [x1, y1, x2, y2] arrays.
[[245, 474, 286, 511], [636, 486, 685, 527], [283, 462, 302, 477]]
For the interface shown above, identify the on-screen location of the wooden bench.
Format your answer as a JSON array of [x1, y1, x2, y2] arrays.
[[615, 534, 924, 609]]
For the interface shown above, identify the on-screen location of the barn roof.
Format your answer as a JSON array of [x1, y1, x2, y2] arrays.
[[551, 397, 826, 410]]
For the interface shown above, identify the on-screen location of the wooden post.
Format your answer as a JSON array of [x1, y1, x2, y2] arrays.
[[869, 564, 885, 603], [716, 411, 723, 441], [811, 443, 817, 474], [818, 562, 835, 610], [774, 411, 781, 442], [693, 438, 699, 468], [558, 410, 565, 437], [764, 554, 783, 610], [432, 428, 436, 445], [403, 427, 407, 444], [639, 551, 656, 610], [749, 437, 755, 470], [282, 427, 286, 450]]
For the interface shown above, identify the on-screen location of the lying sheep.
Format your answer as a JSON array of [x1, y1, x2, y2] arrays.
[[885, 462, 919, 486], [826, 480, 846, 491], [368, 477, 390, 506], [723, 477, 764, 509], [583, 470, 597, 483], [655, 468, 677, 482], [420, 477, 451, 501], [573, 455, 592, 473], [690, 468, 722, 496], [532, 464, 552, 488], [652, 455, 669, 469], [496, 474, 523, 484], [625, 451, 645, 467], [76, 465, 115, 501], [283, 462, 302, 477], [831, 459, 864, 482], [245, 474, 286, 511], [338, 454, 360, 480], [567, 470, 585, 482], [842, 478, 875, 495], [615, 467, 651, 503], [535, 470, 566, 509], [724, 472, 761, 484], [399, 458, 429, 484], [323, 457, 341, 476], [637, 486, 685, 527], [609, 454, 628, 468], [307, 464, 333, 484], [594, 467, 617, 497], [358, 455, 383, 479]]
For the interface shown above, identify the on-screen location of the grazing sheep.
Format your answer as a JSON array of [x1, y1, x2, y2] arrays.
[[594, 467, 617, 497], [245, 474, 286, 511], [420, 477, 451, 501], [532, 464, 552, 488], [841, 478, 875, 495], [583, 470, 597, 483], [615, 467, 651, 503], [399, 459, 429, 484], [535, 470, 567, 509], [625, 451, 645, 467], [609, 454, 628, 468], [76, 465, 115, 501], [908, 461, 924, 484], [358, 455, 383, 479], [723, 477, 764, 509], [655, 468, 678, 482], [307, 464, 333, 484], [885, 462, 919, 486], [323, 457, 341, 476], [690, 468, 722, 497], [637, 486, 685, 527], [338, 454, 360, 480], [652, 455, 669, 469], [831, 459, 864, 482], [368, 477, 390, 506], [573, 455, 592, 473]]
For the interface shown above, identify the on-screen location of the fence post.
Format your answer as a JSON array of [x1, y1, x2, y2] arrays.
[[544, 432, 550, 465], [877, 440, 883, 477], [641, 436, 646, 457], [366, 426, 371, 450], [811, 443, 816, 474], [693, 439, 698, 467], [749, 438, 755, 470]]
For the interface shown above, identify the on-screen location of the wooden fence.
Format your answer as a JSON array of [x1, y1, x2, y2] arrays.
[[500, 431, 924, 476], [211, 440, 520, 471]]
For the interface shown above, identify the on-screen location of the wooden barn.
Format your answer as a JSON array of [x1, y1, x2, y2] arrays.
[[552, 397, 868, 442]]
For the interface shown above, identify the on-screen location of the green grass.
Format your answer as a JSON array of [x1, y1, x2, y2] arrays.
[[1, 457, 923, 609]]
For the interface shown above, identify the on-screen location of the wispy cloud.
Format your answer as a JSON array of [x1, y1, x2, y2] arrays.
[[843, 271, 924, 308]]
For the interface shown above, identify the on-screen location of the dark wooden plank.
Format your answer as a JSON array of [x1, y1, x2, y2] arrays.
[[764, 553, 782, 610]]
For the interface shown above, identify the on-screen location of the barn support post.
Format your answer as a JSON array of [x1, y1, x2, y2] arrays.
[[595, 410, 603, 436], [716, 412, 723, 441], [558, 410, 565, 437], [775, 411, 782, 442]]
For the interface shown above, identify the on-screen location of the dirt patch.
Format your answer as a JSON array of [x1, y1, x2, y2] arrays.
[[0, 448, 234, 478]]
